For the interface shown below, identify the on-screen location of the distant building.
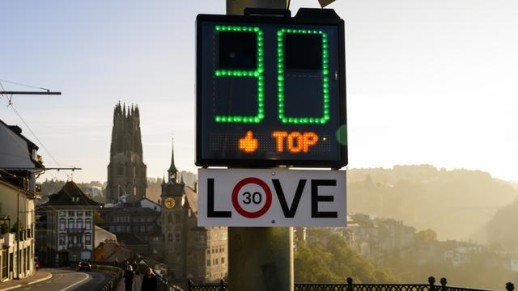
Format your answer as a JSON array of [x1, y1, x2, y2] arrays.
[[160, 142, 228, 283], [97, 199, 162, 257], [37, 181, 102, 266], [106, 102, 147, 203], [0, 119, 44, 280]]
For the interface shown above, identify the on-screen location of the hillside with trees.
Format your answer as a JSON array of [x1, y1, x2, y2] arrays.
[[295, 228, 396, 283], [296, 227, 514, 290], [486, 199, 518, 251], [347, 165, 518, 242]]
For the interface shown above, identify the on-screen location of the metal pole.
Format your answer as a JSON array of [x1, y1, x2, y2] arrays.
[[228, 227, 293, 290], [15, 192, 20, 279], [0, 91, 61, 95], [225, 1, 293, 290]]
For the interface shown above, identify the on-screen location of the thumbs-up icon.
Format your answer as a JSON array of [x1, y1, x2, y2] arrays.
[[239, 131, 259, 153]]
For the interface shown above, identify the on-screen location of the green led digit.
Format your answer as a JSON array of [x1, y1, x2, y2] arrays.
[[277, 29, 330, 124], [214, 26, 264, 124]]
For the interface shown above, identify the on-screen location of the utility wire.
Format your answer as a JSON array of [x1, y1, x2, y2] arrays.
[[0, 79, 71, 180], [0, 78, 51, 92], [8, 101, 62, 169], [0, 81, 14, 106]]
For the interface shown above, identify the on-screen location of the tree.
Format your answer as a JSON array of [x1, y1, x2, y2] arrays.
[[295, 229, 396, 283], [1, 222, 9, 234]]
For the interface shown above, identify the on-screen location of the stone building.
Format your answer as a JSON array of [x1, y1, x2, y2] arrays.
[[0, 119, 43, 280], [97, 198, 162, 258], [160, 142, 228, 283], [106, 102, 147, 203], [38, 181, 102, 266]]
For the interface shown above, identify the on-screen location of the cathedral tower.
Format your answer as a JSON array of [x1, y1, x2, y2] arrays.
[[106, 102, 147, 203]]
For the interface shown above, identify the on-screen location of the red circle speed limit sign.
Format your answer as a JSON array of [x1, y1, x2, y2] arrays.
[[232, 177, 272, 218]]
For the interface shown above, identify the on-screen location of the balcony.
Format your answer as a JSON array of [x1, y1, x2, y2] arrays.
[[67, 243, 84, 250], [67, 227, 86, 234]]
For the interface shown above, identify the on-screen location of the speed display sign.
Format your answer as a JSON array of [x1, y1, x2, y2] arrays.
[[196, 8, 347, 168], [198, 168, 347, 227]]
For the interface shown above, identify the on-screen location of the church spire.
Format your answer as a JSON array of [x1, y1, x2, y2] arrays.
[[168, 139, 179, 183]]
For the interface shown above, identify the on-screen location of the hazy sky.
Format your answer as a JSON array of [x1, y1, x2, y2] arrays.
[[1, 0, 518, 183]]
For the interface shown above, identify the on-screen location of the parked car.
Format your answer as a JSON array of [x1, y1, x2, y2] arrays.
[[76, 261, 92, 272]]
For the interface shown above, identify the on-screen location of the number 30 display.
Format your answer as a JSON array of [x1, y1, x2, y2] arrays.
[[196, 9, 347, 168]]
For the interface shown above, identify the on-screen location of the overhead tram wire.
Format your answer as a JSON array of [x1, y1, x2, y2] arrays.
[[0, 81, 91, 220], [0, 78, 61, 95], [0, 79, 75, 179]]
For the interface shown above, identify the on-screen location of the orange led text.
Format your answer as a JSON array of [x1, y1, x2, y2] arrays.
[[272, 131, 319, 153]]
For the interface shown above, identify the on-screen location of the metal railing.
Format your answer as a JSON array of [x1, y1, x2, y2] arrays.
[[187, 277, 515, 291]]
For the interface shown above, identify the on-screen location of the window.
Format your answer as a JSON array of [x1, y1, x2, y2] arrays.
[[175, 232, 181, 243], [59, 234, 65, 245], [77, 211, 83, 216], [168, 233, 173, 242], [59, 219, 66, 231], [68, 219, 74, 230], [85, 211, 92, 217], [68, 211, 75, 217], [2, 250, 7, 278], [85, 219, 92, 230], [77, 219, 83, 230], [85, 234, 91, 245]]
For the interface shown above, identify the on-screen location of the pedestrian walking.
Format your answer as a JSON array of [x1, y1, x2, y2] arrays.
[[141, 266, 158, 291], [124, 265, 135, 291]]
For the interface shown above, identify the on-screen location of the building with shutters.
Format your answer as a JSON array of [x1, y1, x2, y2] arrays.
[[0, 119, 44, 280], [37, 181, 102, 266]]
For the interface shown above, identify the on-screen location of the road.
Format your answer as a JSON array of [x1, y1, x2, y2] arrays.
[[14, 268, 115, 291]]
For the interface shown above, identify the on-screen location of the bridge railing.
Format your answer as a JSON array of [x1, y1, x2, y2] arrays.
[[187, 277, 514, 291]]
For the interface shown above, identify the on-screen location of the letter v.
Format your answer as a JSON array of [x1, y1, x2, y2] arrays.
[[272, 179, 306, 218]]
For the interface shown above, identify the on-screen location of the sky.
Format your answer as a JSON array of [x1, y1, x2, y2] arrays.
[[1, 0, 518, 183]]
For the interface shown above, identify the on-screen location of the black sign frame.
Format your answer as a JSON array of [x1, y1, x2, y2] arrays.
[[196, 8, 347, 169]]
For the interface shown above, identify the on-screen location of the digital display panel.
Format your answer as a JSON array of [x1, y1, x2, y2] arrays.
[[196, 9, 347, 168]]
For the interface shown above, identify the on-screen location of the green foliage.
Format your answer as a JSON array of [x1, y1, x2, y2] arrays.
[[10, 220, 24, 232], [0, 222, 9, 234], [93, 210, 104, 224], [41, 179, 66, 196], [416, 229, 437, 242], [381, 244, 513, 290], [41, 179, 104, 197], [295, 229, 396, 283]]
